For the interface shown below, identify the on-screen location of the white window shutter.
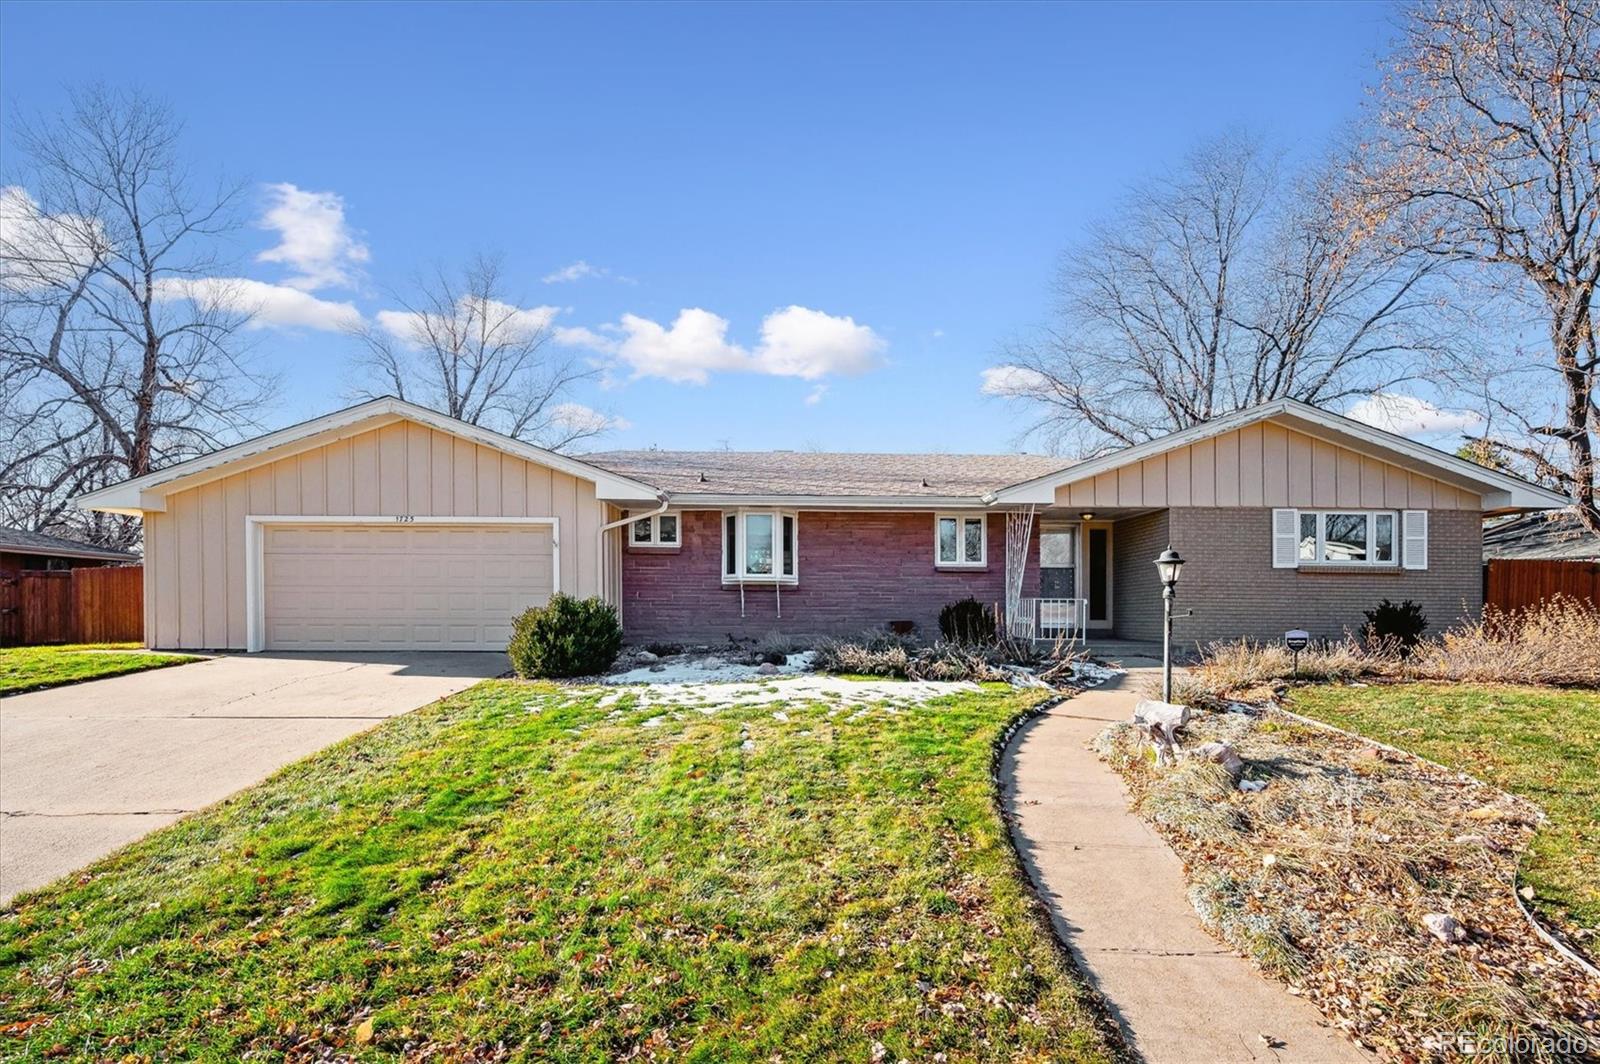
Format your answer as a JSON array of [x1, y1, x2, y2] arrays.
[[1402, 510, 1428, 570], [1271, 508, 1300, 569]]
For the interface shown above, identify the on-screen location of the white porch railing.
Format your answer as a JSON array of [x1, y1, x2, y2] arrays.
[[1006, 597, 1088, 642]]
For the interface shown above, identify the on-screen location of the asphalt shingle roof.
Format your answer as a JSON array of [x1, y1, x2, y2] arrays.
[[580, 450, 1074, 498], [0, 526, 137, 561], [1482, 510, 1600, 561]]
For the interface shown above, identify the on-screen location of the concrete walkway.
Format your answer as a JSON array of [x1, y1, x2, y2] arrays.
[[1002, 664, 1371, 1063], [1, 652, 505, 905]]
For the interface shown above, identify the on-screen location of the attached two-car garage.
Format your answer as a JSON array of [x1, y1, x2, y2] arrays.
[[75, 398, 657, 652], [261, 523, 555, 651]]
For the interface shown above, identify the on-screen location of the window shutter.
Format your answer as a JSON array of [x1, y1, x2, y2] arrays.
[[1402, 510, 1428, 570], [1271, 508, 1300, 569]]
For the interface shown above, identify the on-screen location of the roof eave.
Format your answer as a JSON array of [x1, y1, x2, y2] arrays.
[[991, 398, 1572, 510], [652, 493, 994, 510], [75, 397, 662, 514]]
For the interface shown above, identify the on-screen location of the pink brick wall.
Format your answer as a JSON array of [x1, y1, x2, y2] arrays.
[[619, 509, 1039, 644]]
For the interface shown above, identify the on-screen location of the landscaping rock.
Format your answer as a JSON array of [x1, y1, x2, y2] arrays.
[[1423, 912, 1468, 944], [1193, 740, 1244, 778], [1238, 778, 1268, 793], [756, 663, 780, 675], [635, 650, 659, 663]]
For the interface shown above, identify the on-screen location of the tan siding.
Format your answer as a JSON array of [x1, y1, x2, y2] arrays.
[[200, 481, 228, 647], [1191, 438, 1216, 505], [324, 439, 353, 515], [378, 422, 408, 513], [145, 418, 608, 649], [352, 431, 380, 512], [298, 451, 327, 514], [1051, 421, 1485, 511], [1215, 430, 1240, 505]]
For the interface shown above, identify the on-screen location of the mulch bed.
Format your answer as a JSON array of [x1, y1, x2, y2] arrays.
[[1095, 704, 1600, 1063]]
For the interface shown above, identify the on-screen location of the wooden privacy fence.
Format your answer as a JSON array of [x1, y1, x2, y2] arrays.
[[0, 566, 143, 646], [1483, 559, 1600, 614]]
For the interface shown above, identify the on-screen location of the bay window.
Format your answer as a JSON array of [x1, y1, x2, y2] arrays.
[[722, 509, 797, 583], [936, 513, 986, 567]]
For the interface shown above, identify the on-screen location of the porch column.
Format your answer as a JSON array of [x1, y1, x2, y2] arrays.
[[1004, 506, 1035, 634]]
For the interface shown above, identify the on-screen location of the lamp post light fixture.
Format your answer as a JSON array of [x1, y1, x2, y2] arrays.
[[1154, 546, 1185, 702]]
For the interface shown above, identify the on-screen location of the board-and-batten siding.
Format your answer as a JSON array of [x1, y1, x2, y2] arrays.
[[142, 420, 607, 649], [1052, 423, 1482, 510]]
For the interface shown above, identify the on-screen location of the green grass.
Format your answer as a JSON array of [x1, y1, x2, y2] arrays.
[[1289, 682, 1600, 940], [0, 681, 1116, 1062], [0, 644, 199, 695]]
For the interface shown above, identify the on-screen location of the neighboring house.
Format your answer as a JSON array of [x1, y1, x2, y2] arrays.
[[75, 395, 1567, 652], [1483, 509, 1600, 561], [0, 526, 138, 571]]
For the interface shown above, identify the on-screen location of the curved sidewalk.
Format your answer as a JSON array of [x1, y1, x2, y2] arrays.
[[1002, 665, 1371, 1063]]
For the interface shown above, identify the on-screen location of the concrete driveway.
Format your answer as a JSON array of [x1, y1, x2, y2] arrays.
[[0, 651, 506, 905]]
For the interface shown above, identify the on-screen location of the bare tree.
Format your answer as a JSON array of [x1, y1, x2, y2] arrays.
[[1357, 0, 1600, 530], [989, 132, 1443, 455], [0, 86, 272, 547], [348, 253, 605, 450]]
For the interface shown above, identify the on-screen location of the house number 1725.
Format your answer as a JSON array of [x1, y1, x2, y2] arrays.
[[394, 515, 415, 523]]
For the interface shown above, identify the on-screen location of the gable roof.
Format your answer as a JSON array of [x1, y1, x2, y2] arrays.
[[991, 397, 1569, 512], [1483, 509, 1600, 560], [582, 449, 1070, 502], [0, 526, 138, 562], [75, 397, 663, 515]]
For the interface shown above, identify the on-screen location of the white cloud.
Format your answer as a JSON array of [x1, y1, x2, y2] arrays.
[[980, 364, 1052, 397], [256, 183, 369, 291], [1346, 392, 1484, 436], [0, 185, 107, 291], [377, 298, 559, 348], [805, 384, 828, 406], [560, 305, 886, 385], [548, 401, 629, 436], [152, 276, 361, 331], [612, 308, 753, 384], [753, 305, 885, 380], [542, 260, 635, 285]]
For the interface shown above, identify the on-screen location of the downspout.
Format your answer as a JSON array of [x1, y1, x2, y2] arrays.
[[598, 493, 669, 610]]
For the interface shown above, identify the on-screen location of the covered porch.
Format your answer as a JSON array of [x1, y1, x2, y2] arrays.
[[1000, 506, 1166, 645]]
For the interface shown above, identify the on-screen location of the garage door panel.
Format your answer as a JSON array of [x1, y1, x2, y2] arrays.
[[263, 522, 554, 651]]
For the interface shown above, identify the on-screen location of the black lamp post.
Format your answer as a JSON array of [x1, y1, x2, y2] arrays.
[[1154, 546, 1185, 702]]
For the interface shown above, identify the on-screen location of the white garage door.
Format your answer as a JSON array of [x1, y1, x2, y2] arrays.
[[263, 523, 555, 651]]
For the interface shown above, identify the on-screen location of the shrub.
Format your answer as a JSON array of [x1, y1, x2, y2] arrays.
[[811, 632, 914, 677], [508, 594, 623, 679], [938, 597, 996, 645], [1362, 598, 1428, 654]]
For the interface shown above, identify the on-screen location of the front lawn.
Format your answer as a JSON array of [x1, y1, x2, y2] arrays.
[[0, 680, 1118, 1061], [1289, 683, 1600, 947], [0, 644, 199, 696]]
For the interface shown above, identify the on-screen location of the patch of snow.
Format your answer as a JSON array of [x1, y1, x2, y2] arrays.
[[611, 673, 980, 714], [603, 651, 818, 686], [1071, 660, 1124, 686]]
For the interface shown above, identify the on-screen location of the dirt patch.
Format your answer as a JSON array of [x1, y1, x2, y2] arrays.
[[1094, 704, 1600, 1062]]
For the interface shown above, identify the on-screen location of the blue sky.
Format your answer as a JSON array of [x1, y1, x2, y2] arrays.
[[1, 1, 1408, 454]]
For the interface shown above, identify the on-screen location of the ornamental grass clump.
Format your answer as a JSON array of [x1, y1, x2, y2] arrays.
[[508, 594, 623, 679], [1407, 596, 1600, 688]]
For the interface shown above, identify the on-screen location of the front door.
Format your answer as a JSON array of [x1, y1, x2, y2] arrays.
[[1087, 526, 1111, 628]]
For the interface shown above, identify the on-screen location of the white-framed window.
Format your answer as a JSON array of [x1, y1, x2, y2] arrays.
[[629, 511, 680, 548], [721, 509, 797, 583], [1282, 509, 1399, 566], [935, 513, 987, 567]]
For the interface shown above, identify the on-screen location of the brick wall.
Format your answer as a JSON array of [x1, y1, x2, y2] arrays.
[[619, 510, 1039, 643], [1161, 507, 1483, 647], [1111, 510, 1170, 641]]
